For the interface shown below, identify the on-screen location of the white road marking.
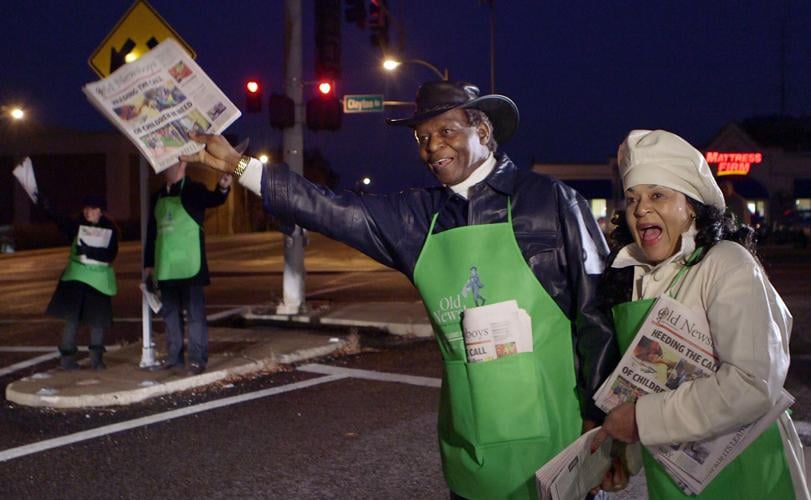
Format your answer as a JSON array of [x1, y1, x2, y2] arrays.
[[0, 346, 121, 353], [0, 346, 118, 376], [0, 347, 57, 353], [0, 353, 60, 377], [0, 373, 347, 463], [298, 363, 442, 388]]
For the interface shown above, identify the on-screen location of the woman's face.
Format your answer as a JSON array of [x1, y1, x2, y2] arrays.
[[624, 184, 695, 265], [83, 207, 102, 224]]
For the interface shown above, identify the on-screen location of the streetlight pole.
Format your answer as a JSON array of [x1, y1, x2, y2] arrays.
[[382, 57, 448, 80], [408, 59, 448, 80], [277, 0, 306, 315]]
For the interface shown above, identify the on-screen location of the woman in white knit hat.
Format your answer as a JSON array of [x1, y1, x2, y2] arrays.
[[592, 130, 809, 499]]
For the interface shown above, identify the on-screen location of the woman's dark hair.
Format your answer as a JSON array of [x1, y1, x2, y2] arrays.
[[601, 199, 758, 312]]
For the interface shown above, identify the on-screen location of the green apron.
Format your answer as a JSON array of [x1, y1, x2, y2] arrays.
[[413, 198, 582, 499], [154, 179, 202, 281], [60, 234, 117, 296], [611, 249, 795, 499]]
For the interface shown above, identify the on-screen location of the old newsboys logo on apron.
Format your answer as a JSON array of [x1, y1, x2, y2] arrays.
[[154, 179, 201, 281], [611, 249, 795, 499], [413, 198, 581, 500]]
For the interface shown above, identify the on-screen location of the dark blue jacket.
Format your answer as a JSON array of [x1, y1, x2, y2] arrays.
[[261, 153, 618, 421]]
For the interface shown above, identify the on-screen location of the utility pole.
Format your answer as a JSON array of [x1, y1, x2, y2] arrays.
[[277, 0, 307, 314]]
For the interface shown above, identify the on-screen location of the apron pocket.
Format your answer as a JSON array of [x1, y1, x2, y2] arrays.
[[466, 352, 549, 445]]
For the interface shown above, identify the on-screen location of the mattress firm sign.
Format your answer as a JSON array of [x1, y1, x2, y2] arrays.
[[705, 151, 763, 176]]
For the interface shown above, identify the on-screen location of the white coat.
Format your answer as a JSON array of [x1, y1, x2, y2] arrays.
[[613, 231, 809, 499]]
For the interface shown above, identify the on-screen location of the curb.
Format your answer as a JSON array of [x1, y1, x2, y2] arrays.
[[244, 302, 433, 338], [5, 336, 347, 409]]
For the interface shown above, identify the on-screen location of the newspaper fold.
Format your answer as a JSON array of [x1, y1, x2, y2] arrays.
[[139, 282, 162, 314], [593, 294, 794, 494], [83, 38, 240, 173], [461, 300, 532, 363], [535, 427, 612, 500], [12, 157, 38, 203]]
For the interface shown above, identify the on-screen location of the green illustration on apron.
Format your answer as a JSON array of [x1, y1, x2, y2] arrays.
[[611, 248, 794, 499], [60, 237, 117, 296], [413, 198, 582, 500], [154, 179, 201, 281]]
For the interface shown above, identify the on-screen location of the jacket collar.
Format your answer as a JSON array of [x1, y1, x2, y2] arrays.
[[483, 152, 517, 196]]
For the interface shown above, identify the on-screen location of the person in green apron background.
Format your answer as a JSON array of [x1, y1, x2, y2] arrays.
[[36, 191, 119, 371], [593, 130, 809, 499], [180, 80, 619, 499], [144, 161, 232, 376]]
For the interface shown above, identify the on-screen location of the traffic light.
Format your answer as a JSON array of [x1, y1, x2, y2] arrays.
[[317, 81, 333, 96], [344, 0, 365, 28], [245, 79, 262, 113], [269, 93, 294, 129], [369, 0, 388, 48], [306, 82, 341, 131], [315, 0, 341, 80]]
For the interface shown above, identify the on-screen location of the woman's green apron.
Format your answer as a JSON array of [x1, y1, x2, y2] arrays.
[[413, 199, 582, 499], [60, 234, 117, 296], [154, 179, 201, 281], [611, 249, 794, 499]]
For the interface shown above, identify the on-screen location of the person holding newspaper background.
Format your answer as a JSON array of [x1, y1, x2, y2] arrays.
[[179, 80, 618, 499], [592, 129, 809, 499], [143, 160, 232, 376], [35, 187, 119, 371]]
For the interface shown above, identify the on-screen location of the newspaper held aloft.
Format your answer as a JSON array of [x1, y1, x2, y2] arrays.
[[83, 38, 240, 173], [593, 294, 794, 495], [12, 157, 38, 203], [535, 427, 613, 500], [461, 300, 532, 363]]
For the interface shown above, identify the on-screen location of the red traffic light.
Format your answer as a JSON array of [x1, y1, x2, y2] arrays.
[[245, 79, 262, 112], [246, 80, 261, 94], [317, 81, 333, 95]]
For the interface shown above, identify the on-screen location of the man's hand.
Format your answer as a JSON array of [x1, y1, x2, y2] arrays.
[[179, 132, 242, 175]]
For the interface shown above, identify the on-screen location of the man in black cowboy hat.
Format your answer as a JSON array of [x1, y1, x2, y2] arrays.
[[182, 81, 616, 499]]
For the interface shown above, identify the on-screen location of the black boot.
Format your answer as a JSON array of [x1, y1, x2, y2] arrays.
[[89, 345, 106, 370], [59, 348, 80, 371]]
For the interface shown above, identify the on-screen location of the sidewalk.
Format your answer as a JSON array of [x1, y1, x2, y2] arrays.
[[5, 301, 431, 409]]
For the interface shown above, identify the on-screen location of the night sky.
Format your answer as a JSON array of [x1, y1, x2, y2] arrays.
[[3, 1, 810, 193]]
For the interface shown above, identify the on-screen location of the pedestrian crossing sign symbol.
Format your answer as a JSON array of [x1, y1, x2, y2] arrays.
[[88, 0, 195, 78]]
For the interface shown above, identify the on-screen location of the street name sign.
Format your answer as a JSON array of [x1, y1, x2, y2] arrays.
[[88, 0, 195, 78], [343, 94, 384, 113]]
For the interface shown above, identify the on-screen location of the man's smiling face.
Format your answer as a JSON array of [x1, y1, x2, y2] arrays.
[[414, 108, 491, 186]]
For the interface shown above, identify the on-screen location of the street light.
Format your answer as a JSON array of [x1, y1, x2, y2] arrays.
[[9, 107, 24, 120], [382, 57, 448, 80], [259, 154, 270, 164]]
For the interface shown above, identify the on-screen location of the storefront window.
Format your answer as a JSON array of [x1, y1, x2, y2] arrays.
[[795, 199, 811, 210], [590, 199, 607, 219]]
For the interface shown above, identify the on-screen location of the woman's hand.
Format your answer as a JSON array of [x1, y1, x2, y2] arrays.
[[591, 456, 630, 494], [592, 402, 640, 449], [179, 132, 242, 175]]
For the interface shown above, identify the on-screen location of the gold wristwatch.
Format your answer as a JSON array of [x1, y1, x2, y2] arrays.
[[233, 155, 251, 178]]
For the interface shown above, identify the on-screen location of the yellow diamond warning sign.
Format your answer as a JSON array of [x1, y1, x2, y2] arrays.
[[88, 0, 195, 78]]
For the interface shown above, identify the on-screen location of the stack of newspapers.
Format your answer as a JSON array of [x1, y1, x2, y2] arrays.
[[83, 39, 240, 173], [461, 300, 532, 362], [535, 427, 613, 500], [593, 294, 793, 494]]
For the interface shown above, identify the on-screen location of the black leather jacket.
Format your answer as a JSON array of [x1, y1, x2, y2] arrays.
[[261, 153, 618, 421]]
